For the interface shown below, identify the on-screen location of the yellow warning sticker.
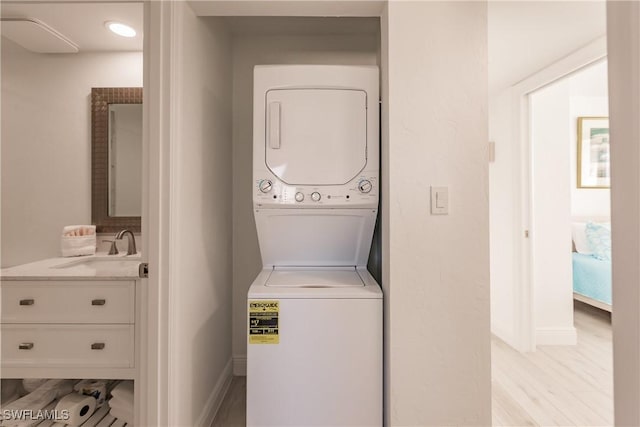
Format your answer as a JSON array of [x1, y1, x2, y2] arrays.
[[249, 300, 279, 344]]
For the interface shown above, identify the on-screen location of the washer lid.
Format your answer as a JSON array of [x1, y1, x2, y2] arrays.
[[265, 267, 364, 288], [265, 88, 367, 185], [254, 208, 377, 267]]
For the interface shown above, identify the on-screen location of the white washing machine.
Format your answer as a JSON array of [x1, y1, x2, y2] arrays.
[[247, 65, 382, 427]]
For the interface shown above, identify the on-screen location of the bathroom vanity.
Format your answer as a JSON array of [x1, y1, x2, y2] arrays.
[[0, 255, 141, 378], [0, 255, 141, 379]]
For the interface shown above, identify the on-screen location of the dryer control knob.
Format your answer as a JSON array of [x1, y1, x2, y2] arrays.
[[311, 192, 321, 202], [358, 179, 373, 193], [295, 192, 304, 202], [259, 180, 273, 193]]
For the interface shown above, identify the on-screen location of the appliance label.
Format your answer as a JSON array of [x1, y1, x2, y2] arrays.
[[249, 300, 280, 344]]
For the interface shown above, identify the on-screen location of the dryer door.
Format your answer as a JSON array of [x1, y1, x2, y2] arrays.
[[265, 88, 367, 185]]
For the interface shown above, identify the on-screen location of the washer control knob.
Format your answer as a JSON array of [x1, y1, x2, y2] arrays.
[[259, 180, 273, 193], [311, 192, 321, 202], [358, 179, 373, 193], [295, 192, 304, 202]]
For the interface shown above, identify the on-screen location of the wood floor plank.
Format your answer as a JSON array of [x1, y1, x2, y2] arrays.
[[491, 380, 537, 426], [491, 303, 613, 426], [491, 350, 576, 426], [211, 376, 246, 427]]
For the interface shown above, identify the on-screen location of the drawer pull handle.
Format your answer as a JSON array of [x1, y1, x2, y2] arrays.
[[19, 343, 34, 350], [91, 299, 106, 306], [19, 299, 35, 306], [91, 343, 105, 350]]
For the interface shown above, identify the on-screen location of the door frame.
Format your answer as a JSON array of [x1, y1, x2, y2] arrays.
[[141, 1, 175, 424], [509, 36, 607, 351]]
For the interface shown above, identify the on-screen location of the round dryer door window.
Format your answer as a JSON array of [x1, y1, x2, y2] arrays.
[[264, 88, 367, 185]]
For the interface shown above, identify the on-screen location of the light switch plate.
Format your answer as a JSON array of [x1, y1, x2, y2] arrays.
[[431, 186, 449, 215]]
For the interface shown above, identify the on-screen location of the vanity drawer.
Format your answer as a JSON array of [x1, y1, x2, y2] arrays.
[[1, 324, 134, 368], [1, 281, 134, 324]]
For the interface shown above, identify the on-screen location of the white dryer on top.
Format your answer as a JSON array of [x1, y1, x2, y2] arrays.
[[252, 64, 379, 267], [253, 65, 379, 208]]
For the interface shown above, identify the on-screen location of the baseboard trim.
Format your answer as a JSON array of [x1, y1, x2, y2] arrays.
[[536, 326, 577, 346], [196, 358, 233, 427], [233, 355, 247, 376]]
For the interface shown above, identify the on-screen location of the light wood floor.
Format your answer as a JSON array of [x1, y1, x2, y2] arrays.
[[212, 302, 612, 427], [492, 301, 613, 426], [212, 375, 246, 427]]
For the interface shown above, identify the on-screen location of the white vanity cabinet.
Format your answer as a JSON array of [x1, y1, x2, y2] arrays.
[[0, 279, 139, 380]]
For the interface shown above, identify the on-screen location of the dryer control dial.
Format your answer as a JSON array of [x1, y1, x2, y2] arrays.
[[358, 179, 373, 193], [295, 192, 304, 202], [311, 192, 321, 202], [259, 179, 273, 193]]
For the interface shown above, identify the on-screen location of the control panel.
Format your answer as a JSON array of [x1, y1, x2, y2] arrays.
[[254, 174, 379, 208]]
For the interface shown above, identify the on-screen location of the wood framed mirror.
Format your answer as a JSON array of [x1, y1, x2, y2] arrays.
[[91, 87, 143, 233]]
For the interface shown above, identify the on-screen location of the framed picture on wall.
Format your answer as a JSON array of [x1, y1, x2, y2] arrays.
[[578, 116, 610, 189]]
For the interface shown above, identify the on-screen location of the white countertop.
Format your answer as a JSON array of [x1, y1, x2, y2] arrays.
[[0, 253, 142, 280]]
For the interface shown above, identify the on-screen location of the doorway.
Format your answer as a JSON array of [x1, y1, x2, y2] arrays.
[[492, 60, 613, 426], [488, 2, 614, 425]]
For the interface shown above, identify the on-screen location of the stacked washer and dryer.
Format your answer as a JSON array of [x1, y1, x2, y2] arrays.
[[247, 65, 382, 427]]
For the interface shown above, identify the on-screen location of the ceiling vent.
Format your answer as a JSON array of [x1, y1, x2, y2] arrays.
[[1, 18, 78, 53]]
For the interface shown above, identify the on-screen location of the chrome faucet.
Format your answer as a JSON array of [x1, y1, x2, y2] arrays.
[[115, 229, 137, 256]]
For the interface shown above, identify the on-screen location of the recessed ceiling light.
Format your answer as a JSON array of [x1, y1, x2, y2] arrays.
[[105, 21, 136, 38]]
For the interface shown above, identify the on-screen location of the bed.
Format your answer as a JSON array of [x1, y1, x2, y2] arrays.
[[572, 220, 612, 312]]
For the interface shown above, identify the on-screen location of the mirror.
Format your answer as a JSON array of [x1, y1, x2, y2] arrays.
[[109, 104, 142, 216], [91, 87, 142, 232]]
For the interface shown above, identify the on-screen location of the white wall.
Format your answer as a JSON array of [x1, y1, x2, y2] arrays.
[[489, 1, 605, 96], [384, 2, 491, 425], [230, 28, 379, 372], [607, 2, 640, 424], [170, 5, 233, 426], [569, 60, 610, 218], [488, 91, 517, 341], [0, 39, 142, 267], [530, 80, 576, 345]]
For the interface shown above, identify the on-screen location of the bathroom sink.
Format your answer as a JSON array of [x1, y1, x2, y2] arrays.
[[0, 254, 143, 280], [55, 258, 138, 268], [52, 256, 141, 276]]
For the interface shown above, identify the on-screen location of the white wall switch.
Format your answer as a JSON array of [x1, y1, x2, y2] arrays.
[[430, 186, 449, 215]]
